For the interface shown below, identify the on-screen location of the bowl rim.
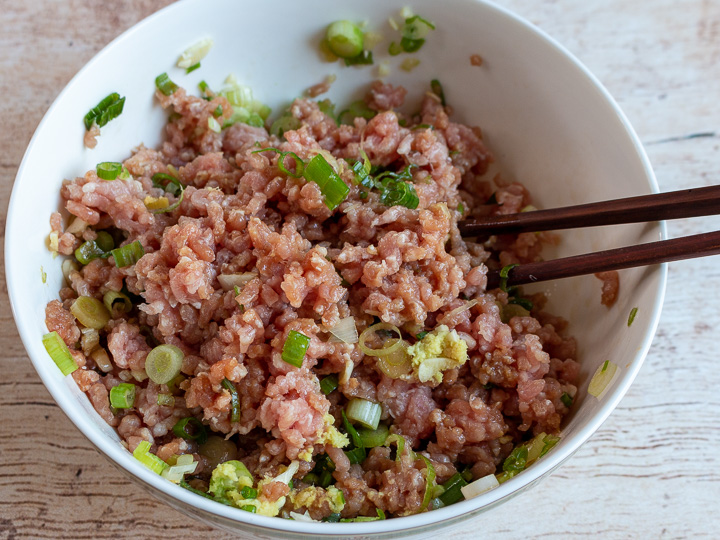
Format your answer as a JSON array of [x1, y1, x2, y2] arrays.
[[6, 0, 666, 535]]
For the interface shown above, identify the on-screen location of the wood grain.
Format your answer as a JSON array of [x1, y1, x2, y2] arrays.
[[2, 0, 720, 539]]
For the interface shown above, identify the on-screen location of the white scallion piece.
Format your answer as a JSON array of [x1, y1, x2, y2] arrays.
[[588, 360, 618, 398], [441, 299, 478, 324], [161, 460, 198, 483], [177, 38, 214, 69], [460, 473, 499, 500], [289, 511, 318, 522], [208, 116, 221, 133], [217, 272, 258, 291], [328, 316, 358, 344], [66, 217, 89, 236]]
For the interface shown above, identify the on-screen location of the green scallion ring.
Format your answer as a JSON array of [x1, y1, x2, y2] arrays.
[[103, 290, 133, 315], [172, 417, 208, 444], [145, 344, 184, 385], [325, 21, 365, 59], [94, 231, 115, 252], [111, 240, 144, 268], [155, 72, 178, 96], [70, 296, 111, 330], [109, 383, 136, 409], [281, 330, 311, 368], [42, 331, 78, 376], [96, 162, 123, 181]]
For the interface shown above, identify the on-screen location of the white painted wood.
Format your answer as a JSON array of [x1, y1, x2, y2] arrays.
[[1, 0, 718, 537]]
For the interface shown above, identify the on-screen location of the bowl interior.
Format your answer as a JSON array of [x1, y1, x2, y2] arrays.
[[6, 0, 663, 537]]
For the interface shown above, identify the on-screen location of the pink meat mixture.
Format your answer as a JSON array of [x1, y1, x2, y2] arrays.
[[46, 80, 579, 519]]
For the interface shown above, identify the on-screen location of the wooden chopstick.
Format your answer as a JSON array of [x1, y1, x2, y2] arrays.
[[459, 185, 720, 236], [485, 230, 720, 289]]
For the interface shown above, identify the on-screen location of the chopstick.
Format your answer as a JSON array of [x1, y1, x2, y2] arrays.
[[458, 185, 720, 236], [485, 230, 720, 289]]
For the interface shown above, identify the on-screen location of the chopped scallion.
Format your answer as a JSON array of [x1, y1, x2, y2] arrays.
[[110, 240, 144, 268], [145, 344, 184, 385], [70, 296, 110, 330], [74, 240, 105, 265], [320, 374, 339, 395], [133, 440, 168, 475], [172, 417, 208, 444], [103, 290, 132, 315], [155, 72, 178, 96], [185, 62, 201, 74], [42, 331, 78, 376], [281, 330, 311, 368], [438, 472, 467, 506], [588, 360, 618, 397], [560, 392, 573, 408], [357, 423, 389, 448], [303, 154, 349, 210], [109, 383, 136, 408], [96, 162, 123, 180], [628, 307, 638, 327], [325, 20, 365, 59], [498, 264, 518, 292], [345, 398, 382, 430], [221, 378, 240, 422], [157, 393, 175, 407], [94, 231, 115, 252], [84, 92, 125, 130], [430, 79, 446, 106]]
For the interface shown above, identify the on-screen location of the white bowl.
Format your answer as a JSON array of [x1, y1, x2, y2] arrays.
[[6, 0, 664, 537]]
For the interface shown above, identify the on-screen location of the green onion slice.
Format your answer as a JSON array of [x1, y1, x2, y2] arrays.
[[357, 423, 389, 448], [345, 398, 381, 430], [341, 410, 363, 449], [103, 290, 132, 315], [560, 392, 573, 408], [344, 50, 374, 67], [74, 240, 105, 265], [438, 472, 467, 506], [379, 177, 419, 209], [133, 440, 168, 475], [418, 454, 436, 511], [221, 378, 240, 422], [241, 505, 257, 513], [42, 331, 78, 376], [111, 240, 144, 268], [96, 96, 126, 128], [338, 100, 376, 125], [403, 15, 436, 39], [325, 20, 365, 59], [344, 447, 366, 465], [430, 79, 446, 106], [145, 344, 184, 385], [94, 231, 115, 252], [151, 172, 183, 196], [627, 307, 638, 327], [96, 162, 123, 180], [388, 41, 403, 56], [185, 62, 201, 74], [358, 322, 403, 357], [70, 296, 111, 330], [281, 330, 311, 368], [155, 72, 178, 96], [157, 393, 175, 407], [320, 374, 339, 395], [172, 417, 208, 444], [498, 264, 518, 292], [109, 383, 136, 408], [252, 147, 306, 178], [84, 92, 125, 130], [400, 37, 425, 53], [385, 434, 406, 462], [588, 360, 618, 397]]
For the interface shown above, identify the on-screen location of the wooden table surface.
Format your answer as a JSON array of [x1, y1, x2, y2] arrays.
[[2, 1, 719, 538]]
